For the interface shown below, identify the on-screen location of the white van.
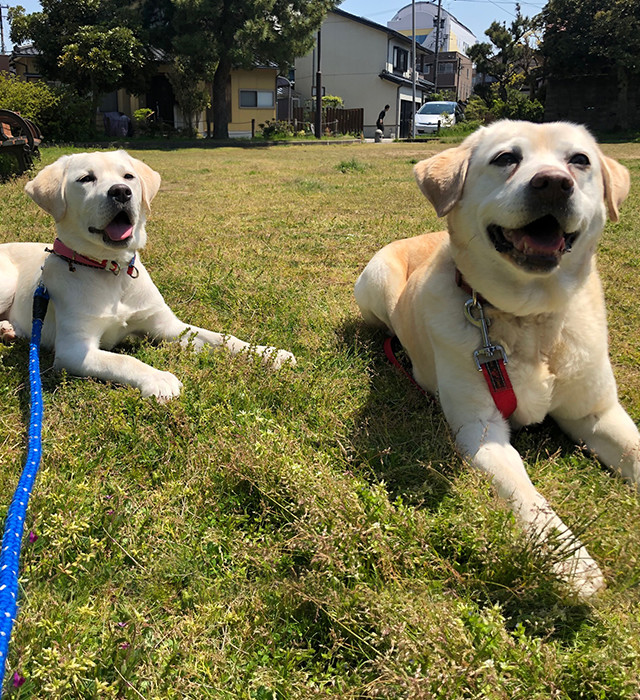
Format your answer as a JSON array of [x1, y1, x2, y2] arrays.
[[413, 101, 462, 135]]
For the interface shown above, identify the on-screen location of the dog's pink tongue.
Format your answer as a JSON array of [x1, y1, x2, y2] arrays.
[[503, 216, 566, 256], [504, 227, 565, 255], [105, 220, 133, 242]]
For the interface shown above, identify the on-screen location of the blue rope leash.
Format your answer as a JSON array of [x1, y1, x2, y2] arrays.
[[0, 284, 49, 685]]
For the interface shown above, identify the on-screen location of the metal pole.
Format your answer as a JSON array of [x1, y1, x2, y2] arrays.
[[434, 0, 442, 93], [315, 30, 322, 139], [411, 0, 416, 138], [0, 6, 5, 55]]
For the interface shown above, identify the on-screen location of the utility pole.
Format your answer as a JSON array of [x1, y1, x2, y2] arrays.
[[411, 0, 416, 138], [433, 0, 442, 93], [314, 30, 322, 139], [0, 5, 10, 55]]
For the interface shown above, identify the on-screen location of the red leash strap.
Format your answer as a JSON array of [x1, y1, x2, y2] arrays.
[[383, 336, 427, 396], [458, 270, 517, 421], [384, 335, 517, 420], [479, 358, 517, 420]]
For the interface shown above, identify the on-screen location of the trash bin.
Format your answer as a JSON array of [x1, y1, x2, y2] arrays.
[[374, 129, 383, 143]]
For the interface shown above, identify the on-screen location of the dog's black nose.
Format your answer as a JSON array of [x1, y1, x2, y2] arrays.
[[529, 168, 574, 201], [108, 184, 132, 204]]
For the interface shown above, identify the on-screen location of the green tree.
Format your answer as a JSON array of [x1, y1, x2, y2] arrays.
[[166, 58, 211, 136], [170, 0, 338, 139], [468, 4, 541, 102], [9, 0, 152, 133], [540, 0, 640, 129]]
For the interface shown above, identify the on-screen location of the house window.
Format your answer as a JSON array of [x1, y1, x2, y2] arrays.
[[438, 63, 454, 73], [393, 46, 408, 73], [239, 90, 274, 108]]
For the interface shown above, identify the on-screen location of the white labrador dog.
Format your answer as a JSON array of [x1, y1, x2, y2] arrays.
[[0, 151, 295, 400], [355, 120, 637, 598]]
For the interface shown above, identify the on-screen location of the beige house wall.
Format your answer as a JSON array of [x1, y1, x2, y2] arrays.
[[229, 67, 277, 137]]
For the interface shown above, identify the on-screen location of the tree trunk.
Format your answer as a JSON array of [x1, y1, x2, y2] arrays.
[[89, 79, 100, 136], [212, 58, 232, 139], [616, 66, 629, 131]]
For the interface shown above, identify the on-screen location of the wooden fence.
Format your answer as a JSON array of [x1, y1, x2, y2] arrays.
[[292, 107, 364, 136]]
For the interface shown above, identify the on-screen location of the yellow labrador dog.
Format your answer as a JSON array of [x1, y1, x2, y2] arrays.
[[355, 120, 636, 598], [0, 151, 295, 400]]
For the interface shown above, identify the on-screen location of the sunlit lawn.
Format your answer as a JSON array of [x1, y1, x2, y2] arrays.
[[0, 138, 639, 698]]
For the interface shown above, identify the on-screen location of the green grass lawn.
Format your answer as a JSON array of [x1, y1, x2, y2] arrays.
[[0, 140, 639, 698]]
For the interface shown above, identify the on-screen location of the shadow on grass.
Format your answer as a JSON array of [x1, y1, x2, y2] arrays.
[[336, 318, 594, 641], [337, 318, 459, 510], [1, 340, 57, 425]]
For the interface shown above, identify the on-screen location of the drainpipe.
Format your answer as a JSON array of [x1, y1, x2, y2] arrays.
[[411, 0, 416, 138], [315, 29, 322, 138], [434, 0, 442, 92]]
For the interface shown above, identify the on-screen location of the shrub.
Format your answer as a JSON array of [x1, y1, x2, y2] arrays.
[[260, 120, 295, 139], [41, 87, 94, 141], [493, 91, 544, 122], [429, 89, 458, 102], [132, 107, 161, 137], [464, 95, 492, 123], [466, 86, 544, 125], [0, 73, 92, 141], [322, 94, 343, 108]]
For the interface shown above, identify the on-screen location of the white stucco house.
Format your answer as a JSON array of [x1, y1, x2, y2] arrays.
[[388, 2, 477, 57], [294, 8, 434, 138]]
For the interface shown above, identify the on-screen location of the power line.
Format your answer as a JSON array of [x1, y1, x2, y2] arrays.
[[453, 0, 544, 5]]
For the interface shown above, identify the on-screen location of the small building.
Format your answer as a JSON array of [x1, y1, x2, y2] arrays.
[[388, 2, 476, 57], [421, 51, 473, 101], [11, 43, 278, 138]]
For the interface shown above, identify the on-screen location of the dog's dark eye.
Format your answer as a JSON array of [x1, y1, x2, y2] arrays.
[[569, 153, 590, 167], [77, 174, 96, 183], [491, 152, 521, 167], [123, 173, 135, 180]]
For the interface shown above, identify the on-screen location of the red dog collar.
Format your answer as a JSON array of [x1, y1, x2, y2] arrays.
[[48, 238, 138, 277]]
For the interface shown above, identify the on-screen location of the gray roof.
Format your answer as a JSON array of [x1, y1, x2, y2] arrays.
[[332, 8, 434, 55]]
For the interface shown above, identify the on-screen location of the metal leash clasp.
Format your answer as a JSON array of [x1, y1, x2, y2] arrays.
[[464, 294, 508, 370]]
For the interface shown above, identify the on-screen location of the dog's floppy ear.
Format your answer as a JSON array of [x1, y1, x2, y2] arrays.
[[24, 156, 71, 222], [599, 153, 630, 223], [413, 142, 474, 217], [126, 152, 161, 212]]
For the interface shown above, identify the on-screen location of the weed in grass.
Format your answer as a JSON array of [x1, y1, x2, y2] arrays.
[[336, 157, 367, 174], [294, 178, 326, 193]]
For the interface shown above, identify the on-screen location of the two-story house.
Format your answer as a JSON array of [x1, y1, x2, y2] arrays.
[[389, 3, 475, 102], [294, 8, 434, 138]]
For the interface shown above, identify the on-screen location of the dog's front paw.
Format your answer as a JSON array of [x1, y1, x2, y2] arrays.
[[259, 347, 297, 369], [140, 371, 183, 402], [552, 546, 606, 600], [0, 320, 16, 344]]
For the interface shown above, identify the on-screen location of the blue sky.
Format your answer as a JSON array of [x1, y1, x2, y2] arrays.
[[338, 0, 546, 41], [3, 1, 40, 52], [4, 0, 547, 53]]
